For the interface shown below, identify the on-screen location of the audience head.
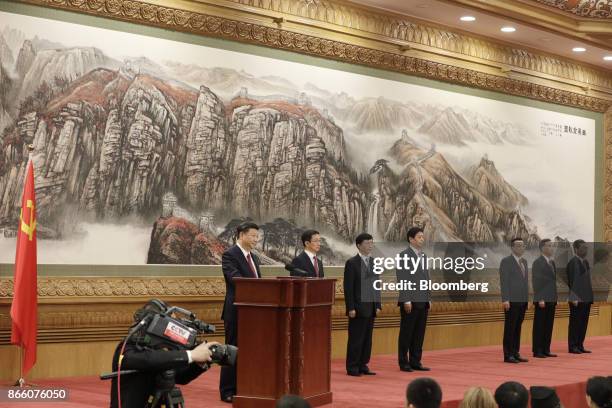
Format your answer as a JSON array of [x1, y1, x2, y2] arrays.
[[301, 229, 321, 253], [355, 232, 374, 255], [459, 387, 496, 408], [406, 377, 442, 408], [407, 227, 425, 249], [494, 381, 528, 408], [276, 395, 311, 408], [530, 386, 562, 408], [236, 222, 259, 250], [510, 238, 525, 257], [586, 376, 612, 408]]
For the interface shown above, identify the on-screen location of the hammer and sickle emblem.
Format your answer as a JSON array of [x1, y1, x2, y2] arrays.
[[19, 200, 36, 241]]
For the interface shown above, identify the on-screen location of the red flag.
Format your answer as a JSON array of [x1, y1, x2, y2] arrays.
[[10, 160, 37, 376]]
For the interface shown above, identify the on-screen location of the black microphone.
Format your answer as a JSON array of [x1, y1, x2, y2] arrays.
[[100, 369, 139, 380], [284, 264, 309, 277]]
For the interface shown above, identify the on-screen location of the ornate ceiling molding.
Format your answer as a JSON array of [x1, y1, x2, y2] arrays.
[[15, 0, 612, 112], [216, 0, 612, 92], [441, 0, 612, 47], [530, 0, 612, 19]]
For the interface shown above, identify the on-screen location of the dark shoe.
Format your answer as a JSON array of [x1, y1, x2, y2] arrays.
[[569, 348, 582, 354], [504, 357, 520, 363], [533, 353, 547, 358], [400, 365, 413, 372], [347, 371, 362, 377], [579, 348, 592, 353], [515, 355, 529, 362], [544, 352, 557, 357], [410, 364, 431, 371], [221, 395, 234, 403], [360, 370, 376, 375]]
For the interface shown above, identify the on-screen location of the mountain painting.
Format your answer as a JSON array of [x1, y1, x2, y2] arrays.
[[0, 11, 595, 265]]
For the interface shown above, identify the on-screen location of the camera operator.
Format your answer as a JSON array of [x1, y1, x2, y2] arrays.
[[109, 300, 219, 408]]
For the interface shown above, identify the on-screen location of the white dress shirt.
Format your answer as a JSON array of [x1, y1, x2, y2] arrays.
[[237, 242, 258, 277], [304, 249, 318, 268]]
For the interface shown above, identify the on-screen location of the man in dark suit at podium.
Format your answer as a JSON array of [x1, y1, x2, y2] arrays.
[[532, 238, 558, 358], [499, 237, 529, 364], [397, 226, 431, 372], [290, 229, 324, 278], [219, 222, 261, 403], [567, 239, 594, 354], [344, 232, 381, 376]]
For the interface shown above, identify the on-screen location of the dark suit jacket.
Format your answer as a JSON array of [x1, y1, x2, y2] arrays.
[[532, 255, 558, 303], [221, 245, 261, 323], [343, 254, 381, 318], [499, 255, 529, 303], [290, 251, 324, 278], [566, 256, 593, 303], [110, 341, 206, 408], [396, 247, 430, 308]]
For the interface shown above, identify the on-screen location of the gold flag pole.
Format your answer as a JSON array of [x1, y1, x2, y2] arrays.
[[15, 345, 25, 387]]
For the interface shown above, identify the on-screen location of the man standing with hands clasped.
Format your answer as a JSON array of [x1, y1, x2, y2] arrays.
[[499, 238, 530, 364], [567, 239, 594, 354], [397, 227, 431, 372], [344, 233, 381, 376], [532, 239, 558, 358]]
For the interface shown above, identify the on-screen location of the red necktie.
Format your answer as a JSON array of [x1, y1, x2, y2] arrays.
[[313, 256, 319, 277], [246, 253, 258, 278]]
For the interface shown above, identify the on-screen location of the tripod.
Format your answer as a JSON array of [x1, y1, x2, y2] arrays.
[[145, 369, 185, 408]]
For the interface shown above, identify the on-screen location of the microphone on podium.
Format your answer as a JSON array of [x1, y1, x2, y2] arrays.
[[284, 264, 310, 277]]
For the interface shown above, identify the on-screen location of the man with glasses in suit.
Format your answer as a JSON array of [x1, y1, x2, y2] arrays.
[[290, 229, 325, 278], [532, 239, 558, 358], [500, 238, 529, 364], [567, 239, 594, 354], [397, 226, 431, 372], [344, 232, 381, 376]]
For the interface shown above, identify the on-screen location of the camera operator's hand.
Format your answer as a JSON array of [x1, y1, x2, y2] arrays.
[[190, 341, 220, 364]]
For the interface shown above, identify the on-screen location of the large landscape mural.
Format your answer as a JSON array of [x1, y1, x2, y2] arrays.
[[0, 10, 595, 265]]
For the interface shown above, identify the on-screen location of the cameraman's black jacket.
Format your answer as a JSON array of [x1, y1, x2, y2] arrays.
[[110, 341, 207, 408]]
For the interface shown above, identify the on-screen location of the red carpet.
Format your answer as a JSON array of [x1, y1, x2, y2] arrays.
[[3, 336, 610, 408]]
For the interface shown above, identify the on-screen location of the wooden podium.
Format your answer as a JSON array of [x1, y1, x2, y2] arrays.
[[232, 277, 336, 408]]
